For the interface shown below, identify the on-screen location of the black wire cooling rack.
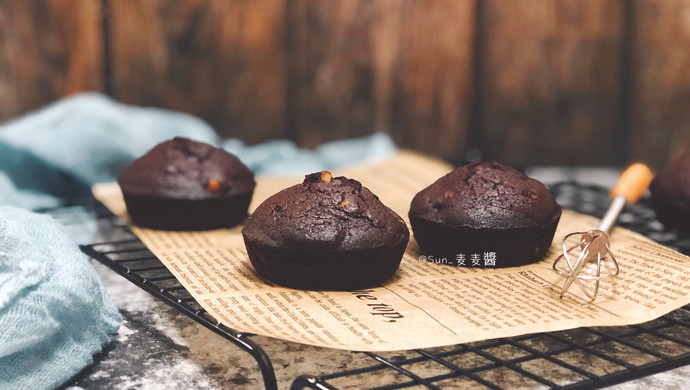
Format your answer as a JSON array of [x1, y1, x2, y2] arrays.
[[57, 182, 690, 390]]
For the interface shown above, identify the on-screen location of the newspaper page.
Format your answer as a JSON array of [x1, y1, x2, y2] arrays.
[[93, 151, 690, 351]]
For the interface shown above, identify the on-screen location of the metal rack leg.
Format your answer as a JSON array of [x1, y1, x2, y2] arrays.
[[290, 375, 338, 390], [241, 337, 278, 390]]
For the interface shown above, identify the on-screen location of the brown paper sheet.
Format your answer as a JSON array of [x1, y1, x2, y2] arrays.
[[93, 151, 690, 351]]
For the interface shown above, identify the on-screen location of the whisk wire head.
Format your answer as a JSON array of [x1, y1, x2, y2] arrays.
[[552, 229, 620, 302]]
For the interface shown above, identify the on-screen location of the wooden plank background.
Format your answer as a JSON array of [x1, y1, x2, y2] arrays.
[[479, 0, 624, 167], [0, 0, 103, 119], [1, 0, 688, 168]]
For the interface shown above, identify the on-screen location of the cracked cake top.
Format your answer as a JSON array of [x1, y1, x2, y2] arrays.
[[409, 161, 561, 229], [242, 171, 409, 251], [118, 137, 255, 199]]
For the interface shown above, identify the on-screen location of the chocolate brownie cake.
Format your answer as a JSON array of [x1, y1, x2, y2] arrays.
[[650, 152, 690, 229], [242, 171, 409, 290], [409, 161, 561, 267], [118, 137, 255, 230]]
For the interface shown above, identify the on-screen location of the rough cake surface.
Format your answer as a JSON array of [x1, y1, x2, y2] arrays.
[[243, 172, 408, 251], [119, 137, 254, 200], [410, 161, 561, 229]]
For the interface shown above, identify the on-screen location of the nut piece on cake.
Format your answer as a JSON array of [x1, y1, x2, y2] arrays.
[[409, 161, 562, 267], [242, 171, 410, 290], [118, 137, 255, 230]]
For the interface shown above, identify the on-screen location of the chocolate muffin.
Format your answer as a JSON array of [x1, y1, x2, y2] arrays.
[[242, 171, 409, 290], [650, 152, 690, 229], [409, 161, 561, 267], [118, 137, 255, 230]]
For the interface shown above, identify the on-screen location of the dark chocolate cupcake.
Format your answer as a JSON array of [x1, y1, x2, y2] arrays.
[[242, 171, 409, 290], [650, 152, 690, 230], [118, 137, 255, 230], [409, 161, 561, 267]]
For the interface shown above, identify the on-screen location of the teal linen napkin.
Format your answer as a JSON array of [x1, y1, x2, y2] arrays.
[[0, 206, 121, 390], [0, 93, 219, 389], [0, 92, 219, 209]]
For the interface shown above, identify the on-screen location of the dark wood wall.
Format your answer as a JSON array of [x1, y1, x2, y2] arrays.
[[1, 0, 689, 168]]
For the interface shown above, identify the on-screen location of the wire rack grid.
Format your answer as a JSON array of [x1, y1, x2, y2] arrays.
[[57, 181, 690, 390]]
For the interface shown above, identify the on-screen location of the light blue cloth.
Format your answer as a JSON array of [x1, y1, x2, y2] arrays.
[[222, 132, 396, 177], [0, 92, 397, 209], [0, 93, 219, 209], [0, 206, 121, 390], [0, 92, 397, 389]]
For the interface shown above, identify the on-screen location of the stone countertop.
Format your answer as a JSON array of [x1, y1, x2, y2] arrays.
[[59, 167, 689, 390]]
